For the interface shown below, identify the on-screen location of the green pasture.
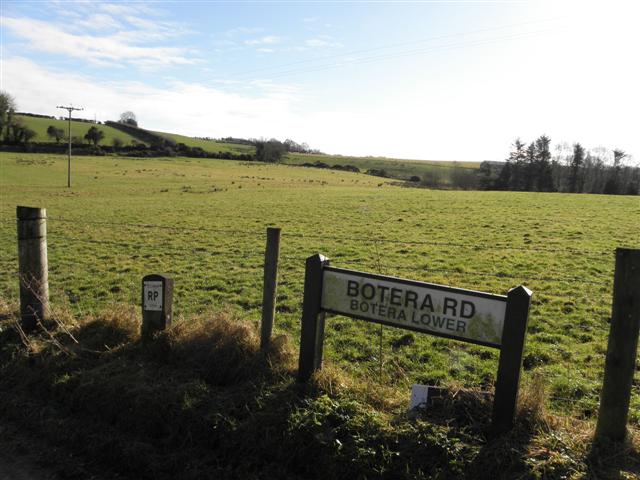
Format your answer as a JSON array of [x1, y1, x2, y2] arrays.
[[14, 115, 142, 146], [153, 131, 256, 155], [283, 152, 480, 181], [0, 152, 638, 424]]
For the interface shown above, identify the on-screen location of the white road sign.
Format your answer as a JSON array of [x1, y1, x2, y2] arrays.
[[321, 267, 508, 348]]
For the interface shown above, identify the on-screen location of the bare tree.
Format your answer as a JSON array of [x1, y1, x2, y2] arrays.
[[119, 111, 138, 127]]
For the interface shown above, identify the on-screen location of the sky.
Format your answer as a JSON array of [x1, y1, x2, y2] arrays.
[[1, 0, 638, 162]]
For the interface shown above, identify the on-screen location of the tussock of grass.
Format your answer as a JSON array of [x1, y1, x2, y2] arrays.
[[146, 311, 294, 385], [1, 303, 639, 479]]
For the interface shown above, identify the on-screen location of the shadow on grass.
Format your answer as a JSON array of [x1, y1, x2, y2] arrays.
[[405, 387, 545, 479], [0, 309, 586, 480], [587, 435, 640, 479]]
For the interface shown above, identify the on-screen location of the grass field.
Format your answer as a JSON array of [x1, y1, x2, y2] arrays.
[[284, 152, 480, 181], [1, 151, 638, 423], [14, 115, 142, 146], [153, 130, 256, 154]]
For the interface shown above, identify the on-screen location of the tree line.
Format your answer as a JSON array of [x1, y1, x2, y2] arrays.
[[0, 92, 37, 145], [475, 136, 639, 195]]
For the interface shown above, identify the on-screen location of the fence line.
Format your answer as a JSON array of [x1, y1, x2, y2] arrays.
[[47, 216, 268, 238], [2, 217, 617, 300], [23, 216, 618, 256], [0, 217, 625, 258], [0, 233, 614, 289]]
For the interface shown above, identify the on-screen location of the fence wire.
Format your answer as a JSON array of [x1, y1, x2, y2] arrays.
[[2, 217, 630, 420], [25, 216, 618, 256]]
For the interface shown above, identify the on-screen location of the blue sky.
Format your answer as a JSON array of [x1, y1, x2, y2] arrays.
[[1, 1, 638, 161]]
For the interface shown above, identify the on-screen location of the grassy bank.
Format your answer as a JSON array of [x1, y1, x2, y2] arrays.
[[1, 300, 638, 479], [152, 131, 256, 155]]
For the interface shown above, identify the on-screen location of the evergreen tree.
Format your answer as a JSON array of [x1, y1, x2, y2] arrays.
[[535, 135, 555, 192], [603, 149, 626, 195], [568, 143, 585, 193], [508, 138, 527, 190], [524, 142, 537, 191], [495, 159, 512, 190]]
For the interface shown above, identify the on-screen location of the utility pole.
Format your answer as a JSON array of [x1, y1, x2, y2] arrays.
[[56, 105, 83, 188]]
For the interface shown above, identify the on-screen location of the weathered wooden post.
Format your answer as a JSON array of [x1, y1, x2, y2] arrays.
[[17, 206, 49, 331], [260, 227, 281, 350], [297, 254, 329, 382], [595, 248, 640, 442], [491, 285, 533, 434], [141, 274, 174, 340]]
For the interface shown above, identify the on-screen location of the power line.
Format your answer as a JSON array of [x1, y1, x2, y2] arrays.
[[241, 28, 556, 80], [229, 17, 558, 79]]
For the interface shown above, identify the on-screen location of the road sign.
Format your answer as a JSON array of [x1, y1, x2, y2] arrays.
[[321, 267, 507, 348]]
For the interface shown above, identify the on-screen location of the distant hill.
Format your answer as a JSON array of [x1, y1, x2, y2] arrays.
[[13, 112, 481, 184]]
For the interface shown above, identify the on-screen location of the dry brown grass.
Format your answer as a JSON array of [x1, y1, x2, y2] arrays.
[[144, 310, 294, 385]]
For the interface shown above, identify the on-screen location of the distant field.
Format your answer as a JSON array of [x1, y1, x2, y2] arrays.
[[284, 152, 480, 181], [153, 131, 256, 155], [147, 132, 480, 182], [14, 115, 142, 146], [1, 151, 639, 426]]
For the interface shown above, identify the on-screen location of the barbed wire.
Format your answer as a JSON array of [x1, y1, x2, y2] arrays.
[[47, 217, 267, 237], [1, 216, 618, 289], [26, 216, 623, 256], [279, 254, 610, 287], [2, 216, 633, 259], [48, 235, 265, 259]]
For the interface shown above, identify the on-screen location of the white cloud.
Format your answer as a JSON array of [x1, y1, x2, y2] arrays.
[[224, 27, 264, 37], [3, 57, 304, 140], [244, 35, 282, 46], [99, 2, 160, 17], [305, 37, 342, 48], [2, 16, 198, 68], [73, 13, 121, 31]]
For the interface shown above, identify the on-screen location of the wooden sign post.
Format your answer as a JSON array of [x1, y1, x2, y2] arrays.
[[297, 254, 532, 434], [141, 274, 174, 340]]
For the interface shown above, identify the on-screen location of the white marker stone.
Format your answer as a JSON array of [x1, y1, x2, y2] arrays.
[[410, 384, 431, 409], [143, 281, 163, 311]]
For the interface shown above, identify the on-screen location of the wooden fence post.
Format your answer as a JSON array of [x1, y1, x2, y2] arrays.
[[595, 248, 640, 442], [297, 254, 329, 382], [261, 227, 281, 350], [492, 285, 532, 434], [17, 206, 49, 332]]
